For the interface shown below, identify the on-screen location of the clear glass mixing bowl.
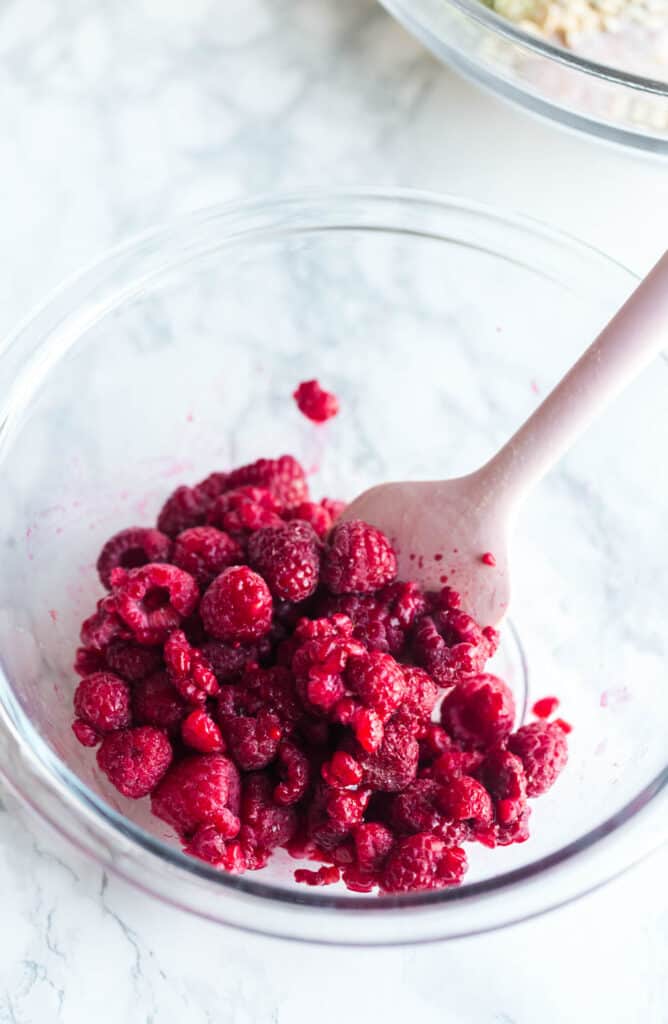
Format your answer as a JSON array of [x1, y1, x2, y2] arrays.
[[0, 190, 665, 944], [379, 0, 668, 154]]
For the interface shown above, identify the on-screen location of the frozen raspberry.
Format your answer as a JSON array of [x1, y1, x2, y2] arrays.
[[436, 775, 494, 828], [172, 526, 243, 588], [184, 824, 229, 867], [293, 380, 340, 423], [240, 772, 297, 854], [201, 640, 262, 683], [73, 672, 131, 733], [157, 484, 213, 538], [194, 471, 229, 502], [385, 581, 429, 630], [97, 527, 172, 589], [72, 720, 101, 747], [225, 455, 308, 510], [294, 865, 341, 886], [418, 724, 453, 765], [274, 739, 310, 805], [508, 721, 569, 797], [320, 594, 400, 654], [182, 709, 225, 753], [111, 563, 198, 646], [207, 486, 283, 536], [248, 521, 321, 603], [322, 520, 397, 595], [413, 589, 499, 685], [346, 651, 406, 721], [390, 780, 470, 844], [441, 674, 515, 750], [380, 834, 467, 893], [80, 595, 131, 652], [353, 823, 394, 871], [232, 666, 301, 732], [105, 639, 163, 681], [321, 750, 363, 788], [151, 753, 241, 839], [348, 706, 385, 753], [132, 671, 187, 734], [284, 501, 333, 539], [97, 726, 172, 799], [430, 747, 484, 781], [220, 710, 282, 771], [400, 666, 439, 722], [292, 618, 364, 715], [164, 630, 219, 704], [200, 566, 273, 642], [307, 784, 370, 850], [74, 647, 107, 677], [479, 747, 528, 830], [351, 715, 419, 792], [321, 498, 346, 524]]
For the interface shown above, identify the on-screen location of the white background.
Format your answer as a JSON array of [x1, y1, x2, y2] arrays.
[[0, 1, 667, 1021]]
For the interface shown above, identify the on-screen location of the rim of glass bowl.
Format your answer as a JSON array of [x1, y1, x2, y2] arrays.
[[0, 189, 666, 945], [381, 0, 668, 96]]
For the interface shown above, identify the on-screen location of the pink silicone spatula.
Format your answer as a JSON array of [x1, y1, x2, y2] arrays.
[[340, 251, 668, 628]]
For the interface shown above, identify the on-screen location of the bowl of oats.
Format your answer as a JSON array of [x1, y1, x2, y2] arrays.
[[379, 0, 668, 152]]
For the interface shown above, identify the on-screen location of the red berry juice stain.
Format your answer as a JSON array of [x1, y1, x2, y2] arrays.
[[554, 718, 572, 733], [439, 575, 448, 583], [481, 552, 496, 567], [186, 412, 194, 423], [532, 696, 559, 719], [409, 553, 416, 561], [434, 553, 443, 562], [49, 609, 58, 623], [530, 379, 540, 396]]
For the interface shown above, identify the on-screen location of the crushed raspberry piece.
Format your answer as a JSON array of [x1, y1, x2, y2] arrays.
[[111, 563, 198, 646], [80, 595, 131, 652], [248, 521, 321, 603], [350, 715, 419, 792], [151, 753, 241, 838], [225, 455, 308, 510], [441, 674, 516, 750], [207, 486, 283, 536], [294, 865, 341, 886], [72, 719, 100, 747], [322, 750, 363, 788], [200, 566, 273, 642], [380, 834, 467, 893], [274, 739, 310, 805], [554, 718, 572, 734], [293, 380, 340, 423], [413, 602, 499, 686], [73, 672, 131, 734], [219, 710, 282, 771], [292, 616, 364, 716], [97, 527, 172, 589], [182, 708, 225, 753], [172, 526, 243, 587], [184, 824, 230, 867], [479, 748, 528, 838], [532, 696, 559, 719], [74, 646, 107, 677], [132, 671, 187, 734], [157, 484, 214, 538], [240, 772, 297, 855], [97, 726, 172, 798], [284, 501, 333, 539], [322, 520, 397, 595], [508, 721, 569, 797], [164, 630, 219, 704]]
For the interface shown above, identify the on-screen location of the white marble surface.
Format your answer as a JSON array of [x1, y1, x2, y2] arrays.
[[0, 0, 667, 1021]]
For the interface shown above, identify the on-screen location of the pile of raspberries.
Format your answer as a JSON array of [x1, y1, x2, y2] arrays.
[[71, 453, 568, 894]]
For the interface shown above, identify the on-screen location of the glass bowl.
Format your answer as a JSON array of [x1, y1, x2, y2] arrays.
[[379, 0, 668, 154], [0, 189, 665, 945]]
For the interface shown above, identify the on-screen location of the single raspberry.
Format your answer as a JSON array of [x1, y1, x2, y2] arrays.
[[201, 640, 262, 683], [380, 834, 467, 893], [194, 472, 229, 501], [353, 822, 394, 871], [105, 639, 163, 681], [383, 581, 429, 630], [292, 619, 364, 716], [157, 484, 213, 538], [184, 824, 229, 867], [80, 595, 131, 652], [232, 666, 301, 732], [351, 715, 419, 792], [172, 526, 243, 588], [389, 780, 470, 845], [441, 674, 516, 750], [321, 750, 363, 788], [132, 671, 187, 734], [151, 753, 241, 838], [284, 501, 333, 539], [412, 591, 499, 686], [111, 563, 199, 646], [348, 706, 385, 753], [97, 726, 172, 798], [240, 772, 297, 853], [225, 455, 308, 510], [294, 865, 341, 886], [508, 721, 569, 797], [346, 651, 406, 721], [200, 566, 273, 642], [321, 520, 397, 595], [96, 527, 172, 589], [220, 710, 282, 771], [248, 521, 321, 603], [430, 748, 484, 781], [207, 486, 283, 535], [74, 647, 107, 677], [72, 720, 100, 747], [274, 739, 310, 805], [400, 666, 439, 722], [293, 380, 340, 423], [73, 672, 131, 733], [318, 592, 402, 654], [164, 630, 219, 704], [436, 775, 494, 828], [307, 784, 370, 850], [182, 708, 225, 754], [418, 724, 453, 765], [479, 748, 528, 831]]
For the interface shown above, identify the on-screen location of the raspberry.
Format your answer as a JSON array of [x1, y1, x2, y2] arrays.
[[321, 750, 363, 788], [508, 721, 569, 797], [97, 527, 172, 589], [401, 666, 439, 722], [201, 640, 262, 683], [73, 672, 131, 733], [184, 824, 229, 867], [274, 739, 310, 805], [194, 472, 229, 501], [220, 710, 282, 771], [240, 772, 297, 853], [441, 674, 516, 750], [248, 521, 321, 603], [80, 596, 131, 652], [164, 630, 219, 704], [351, 715, 419, 792], [307, 784, 370, 850], [436, 775, 494, 828], [72, 720, 100, 747], [292, 619, 364, 715], [380, 834, 467, 893], [200, 566, 273, 642], [132, 671, 187, 734], [349, 706, 384, 753], [294, 866, 340, 886], [207, 486, 283, 535], [232, 666, 301, 732], [151, 753, 241, 838], [322, 520, 397, 595], [225, 455, 308, 510], [182, 709, 225, 754], [318, 592, 402, 654], [74, 647, 107, 677], [321, 498, 346, 524], [418, 724, 453, 765], [430, 748, 484, 781], [111, 563, 199, 645], [105, 639, 163, 681], [157, 484, 213, 538], [353, 822, 394, 871], [172, 526, 243, 587], [412, 596, 499, 686], [97, 727, 172, 798], [390, 780, 470, 845], [479, 748, 528, 834], [284, 501, 333, 539], [293, 380, 340, 423], [346, 651, 406, 721]]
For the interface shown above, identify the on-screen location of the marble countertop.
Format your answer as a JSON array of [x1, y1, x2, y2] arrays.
[[0, 1, 666, 1021]]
